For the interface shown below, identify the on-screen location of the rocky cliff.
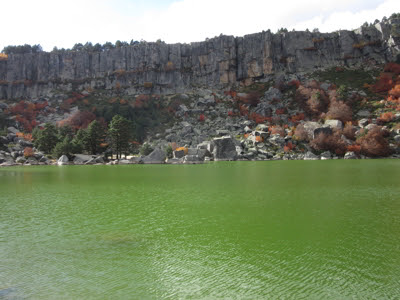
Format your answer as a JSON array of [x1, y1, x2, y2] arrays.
[[1, 17, 399, 100]]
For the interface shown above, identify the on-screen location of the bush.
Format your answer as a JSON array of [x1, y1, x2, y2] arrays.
[[165, 145, 173, 159], [269, 125, 285, 137], [343, 122, 356, 140], [326, 100, 353, 123], [358, 126, 392, 157], [310, 130, 347, 155], [23, 147, 34, 158], [378, 112, 394, 123], [294, 124, 309, 141]]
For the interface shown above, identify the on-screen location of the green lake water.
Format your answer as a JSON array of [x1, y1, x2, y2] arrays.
[[1, 160, 400, 299]]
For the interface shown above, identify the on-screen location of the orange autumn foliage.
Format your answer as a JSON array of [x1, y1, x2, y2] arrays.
[[283, 142, 295, 152], [175, 147, 188, 155], [269, 125, 285, 137], [255, 136, 263, 142], [378, 112, 394, 123], [23, 147, 34, 158], [347, 144, 361, 154]]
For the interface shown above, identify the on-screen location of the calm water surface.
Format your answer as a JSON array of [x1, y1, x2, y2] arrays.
[[1, 160, 399, 299]]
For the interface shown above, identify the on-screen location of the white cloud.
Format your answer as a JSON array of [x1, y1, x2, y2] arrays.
[[0, 0, 398, 51]]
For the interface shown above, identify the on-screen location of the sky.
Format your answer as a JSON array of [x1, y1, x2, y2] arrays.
[[0, 0, 399, 51]]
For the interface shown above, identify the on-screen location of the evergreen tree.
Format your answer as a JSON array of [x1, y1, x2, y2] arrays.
[[84, 120, 106, 155], [34, 123, 59, 154], [108, 115, 131, 159], [71, 128, 86, 154], [53, 136, 74, 158]]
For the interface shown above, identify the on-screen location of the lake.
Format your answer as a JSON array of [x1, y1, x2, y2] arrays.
[[1, 160, 399, 299]]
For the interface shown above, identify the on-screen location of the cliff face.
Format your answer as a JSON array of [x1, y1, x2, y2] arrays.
[[1, 18, 399, 100]]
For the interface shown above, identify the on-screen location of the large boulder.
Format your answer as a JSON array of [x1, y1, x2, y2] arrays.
[[304, 151, 320, 160], [324, 119, 343, 129], [344, 151, 357, 159], [197, 141, 214, 153], [303, 121, 320, 139], [142, 148, 166, 164], [15, 156, 26, 164], [7, 127, 19, 134], [73, 154, 93, 164], [313, 127, 332, 139], [212, 136, 237, 161], [173, 149, 186, 159], [57, 155, 69, 165], [183, 155, 203, 163], [320, 151, 332, 160], [187, 148, 208, 160]]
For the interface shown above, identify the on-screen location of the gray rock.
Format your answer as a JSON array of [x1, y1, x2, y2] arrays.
[[257, 124, 269, 131], [143, 148, 166, 164], [244, 126, 252, 133], [118, 159, 131, 164], [304, 151, 320, 160], [212, 136, 237, 161], [197, 141, 214, 153], [0, 136, 8, 145], [303, 121, 320, 139], [26, 157, 38, 165], [57, 155, 69, 165], [365, 124, 378, 131], [357, 110, 371, 118], [166, 157, 183, 164], [320, 151, 332, 160], [324, 119, 343, 129], [0, 17, 397, 100], [216, 129, 230, 136], [18, 139, 33, 148], [264, 87, 282, 101], [269, 134, 285, 147], [394, 135, 400, 143], [358, 118, 369, 127], [183, 155, 203, 163], [16, 156, 26, 164], [173, 149, 186, 159], [344, 151, 357, 159], [73, 154, 93, 164], [187, 148, 208, 159], [7, 127, 19, 134], [313, 127, 332, 139]]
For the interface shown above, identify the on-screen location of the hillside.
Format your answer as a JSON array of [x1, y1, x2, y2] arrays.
[[0, 14, 400, 165]]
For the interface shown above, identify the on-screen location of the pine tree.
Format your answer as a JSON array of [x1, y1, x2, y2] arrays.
[[84, 120, 106, 155], [108, 115, 131, 159], [34, 123, 59, 154]]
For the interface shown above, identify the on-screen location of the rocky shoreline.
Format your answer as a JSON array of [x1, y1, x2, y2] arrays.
[[1, 124, 399, 168]]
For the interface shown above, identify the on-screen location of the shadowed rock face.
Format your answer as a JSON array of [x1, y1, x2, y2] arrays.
[[0, 18, 399, 99]]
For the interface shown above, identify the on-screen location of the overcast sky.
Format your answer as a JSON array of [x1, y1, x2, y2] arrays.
[[1, 0, 398, 51]]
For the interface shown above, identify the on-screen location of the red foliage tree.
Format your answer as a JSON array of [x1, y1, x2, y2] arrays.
[[198, 114, 205, 122], [310, 130, 347, 155], [294, 124, 309, 141], [283, 142, 295, 152], [343, 122, 356, 140], [372, 73, 394, 93], [269, 125, 285, 137], [358, 126, 392, 157], [325, 100, 353, 123], [347, 144, 361, 154], [378, 112, 394, 123], [58, 111, 96, 130], [384, 62, 400, 75]]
